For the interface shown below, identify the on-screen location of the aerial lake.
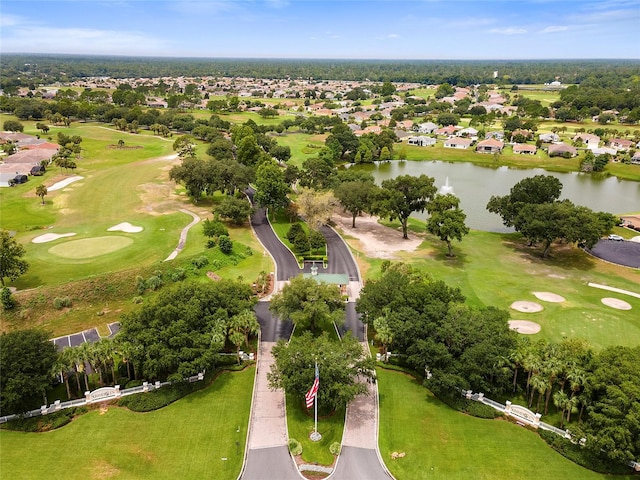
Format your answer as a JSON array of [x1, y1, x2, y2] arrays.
[[354, 160, 640, 232]]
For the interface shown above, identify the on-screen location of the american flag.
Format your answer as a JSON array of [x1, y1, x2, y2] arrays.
[[305, 363, 319, 409]]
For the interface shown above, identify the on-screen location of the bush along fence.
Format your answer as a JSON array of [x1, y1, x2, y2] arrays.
[[0, 372, 206, 424], [461, 389, 583, 443]]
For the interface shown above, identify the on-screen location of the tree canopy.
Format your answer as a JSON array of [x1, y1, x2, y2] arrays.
[[119, 280, 255, 381], [0, 329, 58, 414], [270, 275, 344, 333], [426, 193, 469, 257], [375, 174, 437, 239], [0, 230, 29, 286], [268, 331, 375, 412]]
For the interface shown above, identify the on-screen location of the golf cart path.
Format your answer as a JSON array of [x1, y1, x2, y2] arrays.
[[163, 209, 200, 261]]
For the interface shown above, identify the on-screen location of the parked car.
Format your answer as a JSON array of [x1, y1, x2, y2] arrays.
[[608, 234, 624, 241]]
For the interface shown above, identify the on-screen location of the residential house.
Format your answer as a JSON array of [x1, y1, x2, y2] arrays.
[[511, 129, 533, 141], [485, 131, 505, 140], [417, 122, 438, 134], [609, 138, 634, 151], [457, 127, 478, 138], [513, 144, 537, 155], [548, 143, 577, 157], [444, 137, 473, 149], [573, 133, 600, 147], [631, 151, 640, 165], [476, 138, 504, 154], [435, 125, 460, 137], [407, 136, 436, 147], [539, 132, 560, 143], [590, 146, 617, 156]]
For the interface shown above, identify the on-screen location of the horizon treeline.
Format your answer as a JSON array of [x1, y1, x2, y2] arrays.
[[2, 54, 640, 87]]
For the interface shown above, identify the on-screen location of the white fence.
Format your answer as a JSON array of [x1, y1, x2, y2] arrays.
[[0, 372, 204, 424], [462, 389, 580, 442]]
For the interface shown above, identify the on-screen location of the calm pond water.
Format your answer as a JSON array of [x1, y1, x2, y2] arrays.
[[354, 161, 640, 232]]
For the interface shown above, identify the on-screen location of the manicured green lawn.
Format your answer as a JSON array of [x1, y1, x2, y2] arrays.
[[0, 368, 255, 480], [377, 368, 633, 480], [285, 393, 344, 466]]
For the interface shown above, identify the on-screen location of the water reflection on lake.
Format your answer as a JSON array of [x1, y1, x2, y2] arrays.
[[354, 161, 640, 232]]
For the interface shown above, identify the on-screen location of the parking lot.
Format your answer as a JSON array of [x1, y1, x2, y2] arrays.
[[50, 322, 120, 350]]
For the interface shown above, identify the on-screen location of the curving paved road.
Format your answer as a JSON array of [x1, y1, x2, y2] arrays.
[[241, 190, 391, 479]]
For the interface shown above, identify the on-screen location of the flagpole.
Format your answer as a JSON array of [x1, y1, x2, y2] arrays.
[[309, 361, 322, 442], [314, 362, 318, 436]]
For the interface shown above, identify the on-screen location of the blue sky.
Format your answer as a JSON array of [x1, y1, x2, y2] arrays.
[[1, 1, 639, 59]]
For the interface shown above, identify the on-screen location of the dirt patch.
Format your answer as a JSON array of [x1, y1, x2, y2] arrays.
[[331, 211, 422, 259], [532, 292, 565, 303], [509, 320, 541, 334], [90, 459, 120, 479], [510, 301, 544, 313], [207, 271, 221, 281], [601, 297, 632, 310]]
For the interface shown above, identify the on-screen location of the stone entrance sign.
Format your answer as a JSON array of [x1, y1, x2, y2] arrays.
[[85, 385, 120, 403]]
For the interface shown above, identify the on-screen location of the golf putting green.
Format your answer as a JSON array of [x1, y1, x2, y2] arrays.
[[48, 236, 134, 259]]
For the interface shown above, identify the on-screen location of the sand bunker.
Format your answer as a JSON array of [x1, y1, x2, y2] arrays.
[[331, 211, 422, 259], [601, 297, 632, 310], [509, 320, 541, 334], [510, 301, 544, 313], [108, 222, 143, 233], [32, 232, 77, 243], [533, 292, 565, 303], [48, 176, 84, 191]]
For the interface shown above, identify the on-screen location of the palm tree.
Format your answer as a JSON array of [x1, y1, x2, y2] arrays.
[[35, 184, 47, 204], [52, 349, 74, 400], [553, 390, 570, 428], [228, 309, 260, 350], [77, 342, 93, 391], [529, 373, 548, 413], [95, 338, 117, 385], [509, 336, 530, 392]]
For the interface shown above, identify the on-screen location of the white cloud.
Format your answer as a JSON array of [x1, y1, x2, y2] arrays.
[[539, 25, 569, 33], [448, 17, 497, 28], [2, 25, 170, 56], [387, 33, 399, 38], [168, 0, 243, 15], [0, 14, 22, 27], [488, 27, 527, 35]]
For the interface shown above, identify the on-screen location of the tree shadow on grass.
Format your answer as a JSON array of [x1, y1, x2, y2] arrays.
[[500, 235, 597, 272]]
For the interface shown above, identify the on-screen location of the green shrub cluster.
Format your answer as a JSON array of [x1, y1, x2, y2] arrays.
[[438, 394, 501, 419], [329, 442, 341, 456], [191, 256, 209, 269], [1, 287, 16, 310], [538, 429, 631, 474], [218, 235, 233, 254], [0, 407, 88, 432], [288, 438, 303, 456], [52, 296, 72, 309], [118, 380, 205, 412]]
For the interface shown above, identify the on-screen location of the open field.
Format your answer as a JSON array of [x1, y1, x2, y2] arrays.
[[0, 368, 254, 480], [377, 368, 634, 480]]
